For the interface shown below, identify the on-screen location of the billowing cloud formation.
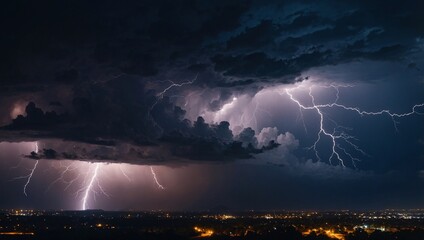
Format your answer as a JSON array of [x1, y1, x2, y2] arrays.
[[255, 129, 299, 165], [0, 92, 284, 164], [0, 0, 423, 168]]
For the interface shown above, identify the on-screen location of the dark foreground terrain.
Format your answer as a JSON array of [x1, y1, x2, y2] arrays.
[[1, 209, 424, 240]]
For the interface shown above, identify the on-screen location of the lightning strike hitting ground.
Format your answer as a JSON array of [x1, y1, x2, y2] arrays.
[[82, 163, 101, 210], [284, 83, 424, 168], [13, 148, 167, 209], [150, 166, 165, 189]]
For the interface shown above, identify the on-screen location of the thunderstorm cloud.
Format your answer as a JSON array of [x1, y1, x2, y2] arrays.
[[0, 0, 423, 170]]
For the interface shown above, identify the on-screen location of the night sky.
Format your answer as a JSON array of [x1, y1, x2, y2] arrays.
[[0, 0, 424, 211]]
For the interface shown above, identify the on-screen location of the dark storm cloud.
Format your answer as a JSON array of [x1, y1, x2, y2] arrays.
[[4, 102, 68, 130], [0, 77, 277, 163], [0, 0, 423, 165], [0, 0, 250, 88], [1, 0, 420, 90], [209, 6, 420, 84], [1, 120, 275, 165], [211, 50, 331, 80]]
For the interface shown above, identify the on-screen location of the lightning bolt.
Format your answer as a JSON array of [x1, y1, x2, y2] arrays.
[[119, 165, 132, 182], [148, 74, 198, 135], [22, 160, 38, 196], [284, 83, 424, 168], [150, 166, 165, 189], [45, 161, 113, 210], [13, 142, 39, 196], [11, 142, 166, 209], [150, 74, 198, 112], [81, 163, 101, 210], [323, 102, 424, 131], [157, 76, 198, 99], [46, 162, 79, 192]]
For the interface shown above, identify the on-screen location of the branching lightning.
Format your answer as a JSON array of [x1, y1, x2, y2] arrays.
[[150, 74, 198, 112], [150, 166, 165, 189], [46, 162, 79, 192], [283, 83, 424, 168], [13, 148, 166, 210], [82, 163, 101, 210], [148, 75, 198, 134], [157, 75, 198, 99]]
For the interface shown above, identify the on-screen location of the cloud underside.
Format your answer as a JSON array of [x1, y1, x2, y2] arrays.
[[0, 98, 285, 163], [0, 130, 290, 165]]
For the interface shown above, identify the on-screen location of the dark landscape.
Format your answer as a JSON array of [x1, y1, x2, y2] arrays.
[[1, 209, 424, 240]]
